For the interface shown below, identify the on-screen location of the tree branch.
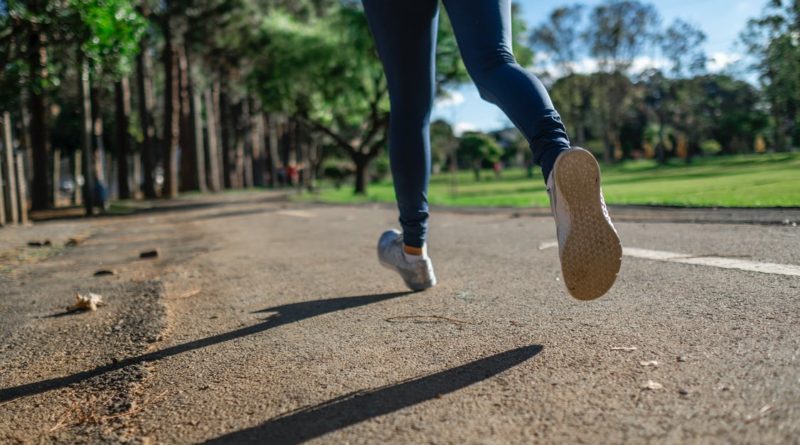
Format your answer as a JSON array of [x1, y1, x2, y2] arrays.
[[300, 115, 356, 156]]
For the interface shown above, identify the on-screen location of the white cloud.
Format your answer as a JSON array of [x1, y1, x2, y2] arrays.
[[453, 121, 477, 136], [534, 56, 668, 78], [708, 52, 742, 72], [435, 91, 465, 108]]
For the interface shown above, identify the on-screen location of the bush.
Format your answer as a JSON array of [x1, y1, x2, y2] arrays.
[[701, 139, 723, 155]]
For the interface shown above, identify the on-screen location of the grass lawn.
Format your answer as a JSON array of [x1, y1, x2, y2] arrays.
[[297, 152, 800, 208]]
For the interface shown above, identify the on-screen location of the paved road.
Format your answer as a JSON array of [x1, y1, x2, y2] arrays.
[[1, 193, 798, 444]]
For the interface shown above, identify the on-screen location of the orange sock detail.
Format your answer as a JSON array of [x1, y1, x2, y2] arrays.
[[403, 244, 423, 256]]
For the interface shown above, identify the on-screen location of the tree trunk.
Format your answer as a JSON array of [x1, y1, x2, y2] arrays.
[[354, 155, 369, 195], [132, 151, 141, 197], [51, 148, 60, 207], [251, 107, 266, 187], [79, 57, 95, 214], [28, 26, 50, 210], [204, 88, 221, 192], [306, 139, 320, 191], [15, 152, 28, 224], [72, 149, 82, 205], [2, 112, 17, 224], [192, 87, 207, 192], [115, 77, 132, 199], [266, 113, 279, 188], [219, 84, 233, 188], [91, 86, 106, 186], [136, 38, 157, 199], [18, 99, 33, 191], [162, 20, 180, 198], [241, 99, 253, 188], [178, 42, 199, 192]]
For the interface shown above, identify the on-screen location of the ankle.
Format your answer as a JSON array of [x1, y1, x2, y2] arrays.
[[402, 243, 428, 262], [403, 244, 424, 256]]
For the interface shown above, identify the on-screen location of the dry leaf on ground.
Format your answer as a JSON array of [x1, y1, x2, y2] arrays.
[[67, 293, 105, 311], [641, 380, 663, 390]]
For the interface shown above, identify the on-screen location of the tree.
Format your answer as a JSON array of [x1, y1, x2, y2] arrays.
[[430, 119, 458, 173], [530, 4, 585, 76], [457, 131, 503, 181], [584, 0, 660, 162], [741, 0, 800, 151], [72, 0, 145, 211], [660, 18, 707, 78]]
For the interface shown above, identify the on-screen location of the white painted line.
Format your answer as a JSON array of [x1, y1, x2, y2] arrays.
[[538, 241, 559, 251], [276, 210, 315, 218], [539, 241, 800, 277]]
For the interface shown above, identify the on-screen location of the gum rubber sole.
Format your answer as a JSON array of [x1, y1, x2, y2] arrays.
[[553, 149, 622, 300]]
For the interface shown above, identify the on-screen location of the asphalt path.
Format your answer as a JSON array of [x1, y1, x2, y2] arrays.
[[1, 193, 798, 444]]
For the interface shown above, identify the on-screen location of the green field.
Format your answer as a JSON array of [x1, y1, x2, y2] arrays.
[[298, 153, 800, 208]]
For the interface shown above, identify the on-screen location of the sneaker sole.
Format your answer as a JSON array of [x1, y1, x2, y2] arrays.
[[553, 149, 622, 300], [378, 258, 437, 292]]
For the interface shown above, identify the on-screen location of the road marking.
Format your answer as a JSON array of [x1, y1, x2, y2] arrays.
[[538, 241, 559, 250], [276, 210, 315, 218], [539, 241, 800, 277]]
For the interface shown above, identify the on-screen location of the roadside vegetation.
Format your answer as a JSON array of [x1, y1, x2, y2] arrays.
[[298, 152, 800, 208], [0, 0, 797, 222]]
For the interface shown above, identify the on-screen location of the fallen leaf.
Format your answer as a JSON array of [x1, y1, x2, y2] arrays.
[[640, 360, 659, 367], [65, 237, 86, 247], [641, 380, 663, 390], [67, 293, 105, 312], [611, 346, 637, 352]]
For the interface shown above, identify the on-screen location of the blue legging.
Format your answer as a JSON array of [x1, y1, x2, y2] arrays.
[[363, 0, 571, 248]]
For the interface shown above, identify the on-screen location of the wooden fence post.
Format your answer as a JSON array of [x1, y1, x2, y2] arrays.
[[15, 152, 28, 224], [0, 136, 5, 226], [2, 112, 19, 224]]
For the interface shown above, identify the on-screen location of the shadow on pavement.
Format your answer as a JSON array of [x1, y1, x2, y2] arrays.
[[0, 291, 411, 403], [204, 345, 543, 445]]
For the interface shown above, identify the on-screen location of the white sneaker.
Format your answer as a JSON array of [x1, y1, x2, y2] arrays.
[[547, 148, 622, 300], [377, 229, 437, 291]]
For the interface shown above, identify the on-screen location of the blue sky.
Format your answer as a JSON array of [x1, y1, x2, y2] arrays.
[[432, 0, 768, 134]]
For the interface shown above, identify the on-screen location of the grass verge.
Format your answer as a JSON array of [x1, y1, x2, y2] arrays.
[[296, 152, 800, 208]]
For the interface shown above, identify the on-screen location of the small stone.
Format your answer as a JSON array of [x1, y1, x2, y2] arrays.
[[27, 240, 52, 247], [139, 249, 159, 259], [146, 335, 163, 343], [677, 355, 688, 362], [94, 269, 115, 277], [641, 380, 663, 390], [678, 388, 690, 396]]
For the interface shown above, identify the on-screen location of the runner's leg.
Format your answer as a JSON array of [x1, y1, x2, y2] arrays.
[[362, 0, 439, 249]]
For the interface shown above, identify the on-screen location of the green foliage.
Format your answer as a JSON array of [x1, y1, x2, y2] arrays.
[[458, 131, 504, 180], [74, 0, 146, 76], [741, 0, 800, 149], [253, 7, 385, 131], [660, 18, 707, 77], [302, 153, 800, 208], [430, 119, 458, 170]]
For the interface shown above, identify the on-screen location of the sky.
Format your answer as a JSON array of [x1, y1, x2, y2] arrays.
[[431, 0, 768, 134]]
